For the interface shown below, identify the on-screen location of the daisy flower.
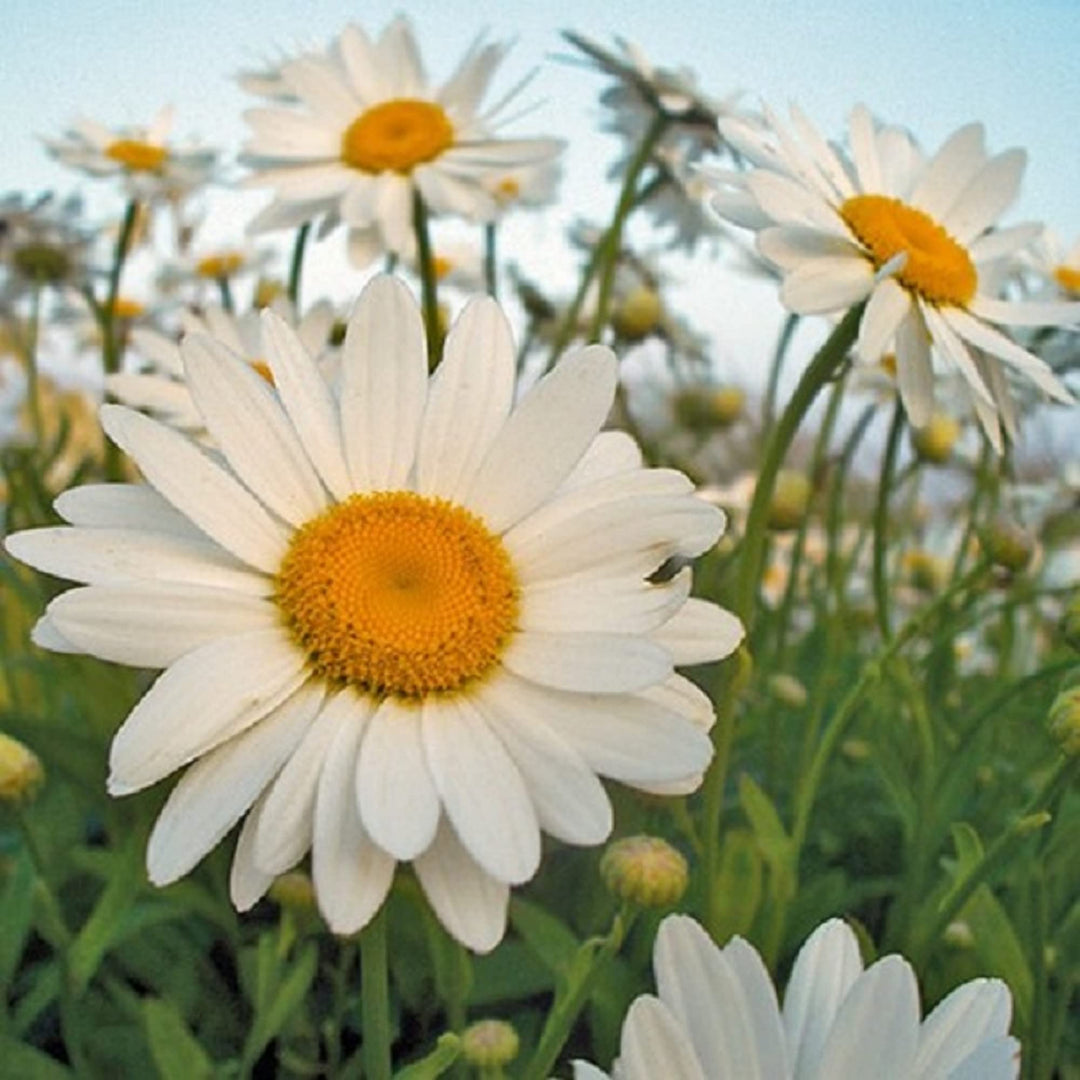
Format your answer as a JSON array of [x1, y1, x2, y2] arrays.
[[43, 107, 217, 202], [707, 105, 1077, 450], [6, 276, 740, 952], [575, 914, 1020, 1079], [242, 15, 563, 262], [110, 298, 338, 432]]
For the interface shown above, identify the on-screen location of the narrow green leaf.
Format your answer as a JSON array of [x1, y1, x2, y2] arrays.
[[393, 1033, 461, 1080], [142, 998, 214, 1080], [0, 1037, 73, 1079], [0, 848, 36, 990], [962, 886, 1035, 1028], [711, 827, 763, 942], [509, 898, 581, 977], [243, 941, 318, 1066], [738, 773, 795, 898]]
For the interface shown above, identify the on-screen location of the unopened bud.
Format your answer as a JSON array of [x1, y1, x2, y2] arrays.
[[1048, 685, 1080, 757], [710, 386, 745, 428], [768, 673, 808, 708], [600, 835, 688, 908], [611, 286, 662, 341], [983, 518, 1034, 573], [767, 471, 811, 531], [943, 921, 975, 949], [0, 733, 44, 804], [902, 549, 948, 593], [840, 738, 872, 762], [461, 1019, 519, 1068], [269, 871, 317, 913], [911, 413, 960, 464]]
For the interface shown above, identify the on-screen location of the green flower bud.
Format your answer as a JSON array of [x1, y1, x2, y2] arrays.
[[611, 286, 663, 341], [0, 732, 44, 804], [983, 518, 1035, 573], [461, 1019, 519, 1069], [910, 413, 960, 464], [768, 673, 808, 708], [1048, 685, 1080, 757], [600, 835, 688, 908], [767, 471, 812, 531]]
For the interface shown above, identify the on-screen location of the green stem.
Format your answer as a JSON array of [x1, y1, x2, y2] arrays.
[[25, 282, 45, 451], [216, 275, 234, 314], [288, 222, 311, 308], [360, 909, 392, 1080], [872, 399, 906, 641], [412, 191, 441, 371], [519, 907, 634, 1080], [761, 313, 799, 445], [483, 221, 498, 300], [733, 303, 863, 626]]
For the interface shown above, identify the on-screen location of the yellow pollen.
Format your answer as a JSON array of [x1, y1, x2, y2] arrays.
[[196, 252, 245, 279], [839, 194, 977, 307], [1053, 264, 1080, 296], [105, 139, 168, 173], [275, 492, 518, 699], [341, 99, 454, 175], [110, 297, 145, 320]]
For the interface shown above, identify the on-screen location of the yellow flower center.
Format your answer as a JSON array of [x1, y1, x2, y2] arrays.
[[1053, 265, 1080, 296], [839, 195, 977, 307], [341, 99, 455, 174], [105, 139, 168, 173], [275, 492, 518, 699], [110, 297, 145, 320], [196, 252, 245, 279]]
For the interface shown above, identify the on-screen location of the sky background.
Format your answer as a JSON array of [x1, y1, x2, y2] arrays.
[[4, 0, 1079, 464]]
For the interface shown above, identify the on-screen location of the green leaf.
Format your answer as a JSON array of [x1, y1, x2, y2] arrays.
[[242, 941, 318, 1067], [710, 827, 763, 942], [0, 1037, 73, 1079], [738, 773, 795, 900], [961, 886, 1035, 1029], [142, 998, 214, 1080], [0, 847, 36, 991], [509, 898, 581, 978], [393, 1033, 461, 1079]]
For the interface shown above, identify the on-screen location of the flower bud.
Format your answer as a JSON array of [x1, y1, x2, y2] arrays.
[[768, 673, 808, 708], [600, 835, 688, 908], [1048, 685, 1080, 757], [611, 286, 662, 341], [902, 549, 948, 593], [943, 920, 975, 949], [269, 871, 317, 913], [710, 386, 745, 428], [0, 733, 44, 804], [983, 518, 1035, 574], [767, 471, 811, 531], [910, 413, 960, 465], [461, 1019, 520, 1069]]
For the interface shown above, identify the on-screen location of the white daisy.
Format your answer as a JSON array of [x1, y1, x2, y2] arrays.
[[6, 276, 741, 952], [707, 105, 1078, 450], [575, 914, 1020, 1079], [110, 298, 338, 432], [43, 106, 217, 202], [242, 15, 563, 262]]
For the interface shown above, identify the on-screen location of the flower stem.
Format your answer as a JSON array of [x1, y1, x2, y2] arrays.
[[733, 302, 863, 626], [761, 312, 799, 445], [412, 190, 442, 371], [360, 908, 392, 1080], [24, 282, 45, 452], [288, 222, 311, 307], [483, 221, 498, 300], [872, 399, 906, 640]]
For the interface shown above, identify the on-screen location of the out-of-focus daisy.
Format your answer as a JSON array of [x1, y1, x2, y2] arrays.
[[242, 16, 563, 264], [111, 298, 337, 431], [7, 276, 740, 952], [1025, 230, 1080, 300], [0, 192, 93, 301], [43, 107, 217, 202], [481, 159, 562, 218], [575, 914, 1020, 1079], [708, 105, 1077, 450]]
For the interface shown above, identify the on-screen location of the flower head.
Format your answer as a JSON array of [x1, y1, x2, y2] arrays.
[[708, 105, 1078, 450], [7, 276, 740, 952], [575, 914, 1020, 1079], [242, 16, 563, 264]]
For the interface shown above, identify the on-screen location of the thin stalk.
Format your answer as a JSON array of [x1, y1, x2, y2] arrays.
[[950, 440, 993, 580], [483, 221, 498, 300], [216, 275, 234, 314], [287, 222, 311, 307], [733, 303, 863, 626], [25, 282, 45, 450], [872, 399, 906, 641], [761, 312, 799, 445], [359, 909, 392, 1080], [412, 191, 442, 371]]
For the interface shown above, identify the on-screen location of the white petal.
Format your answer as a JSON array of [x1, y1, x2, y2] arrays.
[[54, 483, 203, 537], [280, 55, 359, 126], [30, 615, 80, 653], [230, 794, 275, 911], [147, 683, 322, 884], [482, 672, 713, 786], [782, 918, 863, 1079], [617, 996, 706, 1080], [858, 278, 912, 362], [651, 598, 744, 666], [746, 172, 839, 231], [848, 105, 882, 193], [463, 345, 616, 533], [941, 149, 1026, 244], [557, 431, 642, 493], [894, 309, 936, 427], [260, 309, 353, 500], [421, 696, 540, 885], [356, 699, 440, 861], [100, 405, 290, 574], [414, 296, 515, 500], [312, 704, 396, 935], [780, 257, 875, 315], [338, 23, 390, 103], [372, 173, 415, 254], [477, 676, 612, 845], [909, 124, 987, 220], [108, 629, 308, 795], [502, 631, 672, 693], [921, 304, 993, 405], [413, 816, 509, 954], [758, 226, 863, 272], [242, 107, 340, 159], [915, 978, 1013, 1077], [339, 275, 428, 491], [945, 1036, 1021, 1080], [813, 955, 919, 1079], [46, 583, 277, 668], [970, 296, 1080, 328]]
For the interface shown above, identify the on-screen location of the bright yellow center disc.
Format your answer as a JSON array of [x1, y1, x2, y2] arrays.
[[105, 139, 168, 173], [196, 252, 245, 279], [340, 99, 454, 174], [839, 194, 977, 307], [275, 492, 518, 699], [1053, 265, 1080, 296]]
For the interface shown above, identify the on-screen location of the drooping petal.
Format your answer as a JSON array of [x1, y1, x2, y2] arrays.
[[650, 598, 745, 666]]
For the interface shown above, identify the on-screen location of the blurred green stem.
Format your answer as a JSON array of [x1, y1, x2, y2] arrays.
[[25, 282, 45, 451], [101, 199, 139, 481], [413, 191, 441, 370], [483, 221, 498, 300], [761, 312, 799, 445], [360, 909, 392, 1080], [872, 399, 906, 641], [288, 222, 311, 307]]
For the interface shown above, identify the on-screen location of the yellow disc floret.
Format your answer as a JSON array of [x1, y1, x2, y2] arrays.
[[1053, 265, 1080, 296], [196, 252, 245, 279], [276, 492, 518, 698], [341, 99, 454, 174], [105, 139, 168, 173], [839, 195, 977, 307]]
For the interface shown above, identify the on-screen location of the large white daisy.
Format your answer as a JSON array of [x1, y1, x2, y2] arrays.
[[706, 105, 1077, 450], [6, 276, 741, 952], [575, 914, 1020, 1079], [242, 15, 563, 262]]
